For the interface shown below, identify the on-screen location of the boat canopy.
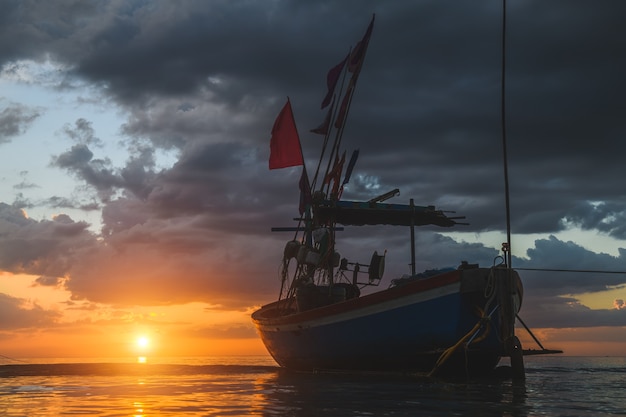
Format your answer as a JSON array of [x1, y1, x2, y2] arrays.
[[314, 199, 462, 227]]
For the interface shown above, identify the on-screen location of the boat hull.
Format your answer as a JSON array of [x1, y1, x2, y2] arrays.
[[252, 268, 522, 376]]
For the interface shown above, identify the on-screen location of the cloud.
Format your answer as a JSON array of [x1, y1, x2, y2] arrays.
[[0, 203, 94, 277], [186, 324, 258, 340], [34, 275, 64, 286], [1, 0, 626, 337], [4, 1, 625, 236], [61, 118, 103, 146], [0, 101, 42, 143], [0, 293, 61, 330], [563, 202, 626, 239], [51, 143, 123, 201], [519, 294, 626, 328], [515, 236, 626, 296]]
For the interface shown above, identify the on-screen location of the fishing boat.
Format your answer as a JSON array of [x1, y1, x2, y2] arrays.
[[252, 214, 525, 377], [252, 15, 546, 378]]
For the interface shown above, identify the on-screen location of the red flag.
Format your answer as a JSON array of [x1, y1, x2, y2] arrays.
[[321, 54, 348, 109], [269, 99, 304, 170]]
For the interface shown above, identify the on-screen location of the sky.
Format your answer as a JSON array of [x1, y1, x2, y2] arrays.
[[1, 0, 626, 360]]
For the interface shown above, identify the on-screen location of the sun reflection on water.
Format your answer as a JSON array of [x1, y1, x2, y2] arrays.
[[133, 401, 144, 417]]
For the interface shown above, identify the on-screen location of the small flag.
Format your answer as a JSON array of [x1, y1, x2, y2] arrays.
[[348, 14, 375, 78], [321, 54, 348, 109], [269, 98, 304, 170], [339, 149, 359, 198], [299, 168, 312, 215], [310, 97, 335, 136], [334, 83, 353, 129], [342, 149, 359, 186], [325, 151, 346, 197]]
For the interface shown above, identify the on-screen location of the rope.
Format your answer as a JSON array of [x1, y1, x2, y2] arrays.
[[515, 267, 626, 274], [0, 354, 28, 363], [428, 316, 488, 377]]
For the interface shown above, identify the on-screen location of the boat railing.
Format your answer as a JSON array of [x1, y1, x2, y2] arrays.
[[336, 250, 385, 287]]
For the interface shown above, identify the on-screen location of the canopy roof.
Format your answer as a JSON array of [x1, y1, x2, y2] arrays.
[[314, 200, 463, 227]]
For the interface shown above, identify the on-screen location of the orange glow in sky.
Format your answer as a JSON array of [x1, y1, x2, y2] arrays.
[[2, 1, 626, 367], [0, 272, 269, 360], [0, 271, 624, 359]]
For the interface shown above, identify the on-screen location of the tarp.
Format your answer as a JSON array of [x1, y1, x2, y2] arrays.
[[314, 200, 462, 227]]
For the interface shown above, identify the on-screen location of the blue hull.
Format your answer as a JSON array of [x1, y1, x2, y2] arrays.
[[252, 268, 522, 376]]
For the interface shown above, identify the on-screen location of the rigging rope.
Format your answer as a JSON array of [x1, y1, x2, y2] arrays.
[[515, 267, 626, 274]]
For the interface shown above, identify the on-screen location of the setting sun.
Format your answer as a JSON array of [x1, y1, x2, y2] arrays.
[[136, 336, 150, 350]]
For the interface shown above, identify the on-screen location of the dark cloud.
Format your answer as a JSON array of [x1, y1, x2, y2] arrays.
[[0, 102, 41, 143], [44, 196, 85, 210], [186, 324, 258, 340], [0, 0, 99, 63], [61, 118, 103, 146], [519, 295, 626, 328], [51, 143, 124, 201], [0, 203, 93, 277], [1, 0, 626, 334], [0, 293, 61, 330], [12, 171, 40, 191], [35, 275, 64, 286], [517, 236, 626, 295], [563, 201, 626, 239]]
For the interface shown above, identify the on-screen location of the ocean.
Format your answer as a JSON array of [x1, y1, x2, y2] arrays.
[[0, 355, 624, 416]]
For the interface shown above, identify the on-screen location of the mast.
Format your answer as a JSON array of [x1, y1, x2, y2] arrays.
[[501, 0, 525, 380], [319, 14, 375, 197], [501, 0, 512, 268], [410, 199, 416, 276]]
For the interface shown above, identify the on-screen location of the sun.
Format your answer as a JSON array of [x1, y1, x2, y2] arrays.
[[136, 336, 150, 350]]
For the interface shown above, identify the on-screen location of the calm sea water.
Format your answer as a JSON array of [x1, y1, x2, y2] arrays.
[[1, 355, 624, 416]]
